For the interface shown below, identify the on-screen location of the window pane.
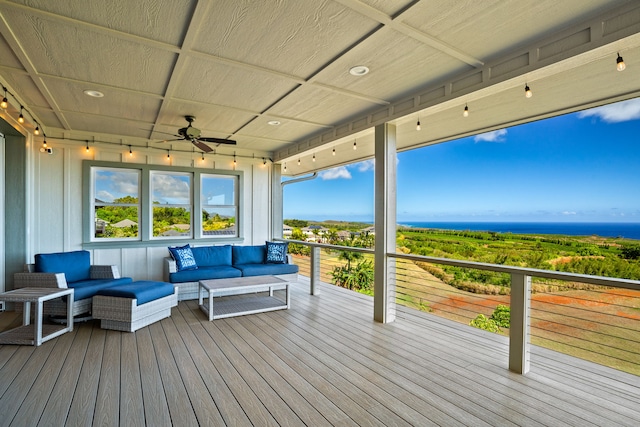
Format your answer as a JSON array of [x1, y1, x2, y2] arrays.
[[201, 175, 235, 206], [95, 207, 139, 238], [153, 207, 191, 237], [152, 172, 191, 205], [93, 168, 140, 239], [202, 207, 237, 236]]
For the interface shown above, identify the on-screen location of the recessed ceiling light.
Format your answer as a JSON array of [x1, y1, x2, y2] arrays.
[[349, 65, 369, 76], [268, 120, 281, 126], [83, 90, 104, 98]]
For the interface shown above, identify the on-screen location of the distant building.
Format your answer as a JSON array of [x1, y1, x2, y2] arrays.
[[283, 224, 293, 237], [112, 219, 137, 228]]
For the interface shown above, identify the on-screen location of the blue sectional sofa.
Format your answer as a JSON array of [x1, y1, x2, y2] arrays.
[[14, 250, 133, 318], [164, 244, 299, 300]]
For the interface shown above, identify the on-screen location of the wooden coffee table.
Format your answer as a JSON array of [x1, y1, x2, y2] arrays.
[[199, 276, 290, 320], [0, 287, 74, 346]]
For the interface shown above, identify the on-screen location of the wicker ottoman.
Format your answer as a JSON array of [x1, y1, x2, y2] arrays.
[[92, 281, 178, 332]]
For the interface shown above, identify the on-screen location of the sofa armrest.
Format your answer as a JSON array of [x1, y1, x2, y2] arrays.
[[90, 265, 121, 279], [14, 272, 68, 289], [286, 254, 294, 264], [163, 257, 177, 282]]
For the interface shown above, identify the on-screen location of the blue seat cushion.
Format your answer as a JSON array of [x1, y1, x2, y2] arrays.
[[234, 263, 298, 277], [191, 245, 232, 267], [68, 277, 133, 301], [232, 245, 266, 265], [35, 250, 91, 283], [169, 266, 242, 283], [95, 281, 175, 306]]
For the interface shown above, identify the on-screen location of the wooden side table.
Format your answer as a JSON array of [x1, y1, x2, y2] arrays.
[[0, 287, 74, 346]]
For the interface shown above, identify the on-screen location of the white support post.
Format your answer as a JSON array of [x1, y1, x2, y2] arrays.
[[374, 123, 397, 323], [271, 163, 283, 240], [310, 246, 321, 295], [510, 273, 531, 374]]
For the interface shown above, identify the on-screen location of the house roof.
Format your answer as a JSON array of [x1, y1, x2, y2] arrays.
[[111, 219, 137, 228], [0, 1, 638, 174]]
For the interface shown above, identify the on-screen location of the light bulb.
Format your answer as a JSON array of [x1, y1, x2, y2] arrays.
[[34, 126, 40, 135], [353, 141, 357, 150], [297, 158, 301, 165], [0, 97, 7, 109], [463, 105, 469, 117], [18, 109, 24, 123], [129, 146, 133, 156], [87, 144, 90, 153], [416, 120, 421, 131], [616, 53, 626, 71], [332, 147, 336, 156], [284, 163, 287, 172], [262, 157, 267, 165], [312, 154, 316, 162], [43, 140, 47, 148], [525, 84, 532, 98]]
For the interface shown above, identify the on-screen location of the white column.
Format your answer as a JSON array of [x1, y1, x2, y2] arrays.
[[374, 123, 397, 323], [271, 163, 283, 239], [510, 273, 531, 374]]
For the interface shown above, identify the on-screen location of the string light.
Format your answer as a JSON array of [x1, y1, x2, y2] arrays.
[[416, 118, 421, 131], [129, 145, 133, 156], [297, 158, 301, 166], [18, 106, 24, 123], [43, 138, 47, 148], [1, 87, 7, 109], [86, 141, 90, 152], [463, 104, 469, 117], [353, 140, 357, 150], [167, 150, 170, 159], [524, 84, 532, 98], [312, 153, 316, 162], [332, 147, 336, 156], [233, 152, 237, 166], [283, 162, 287, 172], [262, 157, 267, 166], [201, 153, 205, 162], [34, 126, 40, 135], [616, 52, 626, 71]]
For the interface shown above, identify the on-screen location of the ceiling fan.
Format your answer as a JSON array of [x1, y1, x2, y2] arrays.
[[163, 115, 236, 152]]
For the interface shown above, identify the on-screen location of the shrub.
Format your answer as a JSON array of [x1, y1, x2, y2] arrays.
[[469, 314, 501, 333], [491, 304, 510, 328]]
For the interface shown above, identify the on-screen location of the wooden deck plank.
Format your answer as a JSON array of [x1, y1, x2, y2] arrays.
[[37, 324, 93, 427], [159, 316, 227, 426], [147, 321, 199, 427], [175, 303, 281, 426], [65, 325, 106, 427], [0, 278, 638, 427], [120, 331, 145, 427], [92, 330, 121, 427], [10, 327, 76, 426], [134, 327, 172, 427]]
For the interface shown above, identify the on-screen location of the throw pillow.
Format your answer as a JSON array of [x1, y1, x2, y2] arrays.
[[168, 244, 198, 271], [266, 241, 288, 264]]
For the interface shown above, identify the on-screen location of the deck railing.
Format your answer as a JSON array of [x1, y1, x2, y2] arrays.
[[281, 239, 640, 376]]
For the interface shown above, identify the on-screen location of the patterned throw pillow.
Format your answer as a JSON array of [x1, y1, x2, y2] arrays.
[[168, 244, 198, 271], [266, 241, 288, 264]]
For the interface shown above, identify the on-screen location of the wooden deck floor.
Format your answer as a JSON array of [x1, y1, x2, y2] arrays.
[[1, 279, 639, 426]]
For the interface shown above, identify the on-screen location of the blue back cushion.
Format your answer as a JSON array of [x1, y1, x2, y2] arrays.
[[35, 250, 91, 283], [232, 245, 266, 265], [191, 245, 232, 267]]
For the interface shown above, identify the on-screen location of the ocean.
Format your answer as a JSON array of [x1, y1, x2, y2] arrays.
[[398, 222, 640, 240]]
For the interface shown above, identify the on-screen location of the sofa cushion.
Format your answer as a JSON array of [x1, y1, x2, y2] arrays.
[[95, 281, 175, 306], [234, 263, 299, 277], [191, 245, 232, 267], [266, 241, 288, 264], [68, 277, 133, 301], [35, 250, 91, 283], [232, 245, 266, 265], [169, 266, 242, 283], [168, 244, 198, 271]]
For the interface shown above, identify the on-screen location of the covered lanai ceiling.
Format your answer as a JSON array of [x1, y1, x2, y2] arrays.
[[0, 0, 639, 175]]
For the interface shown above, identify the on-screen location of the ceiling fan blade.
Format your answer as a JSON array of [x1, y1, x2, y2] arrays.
[[156, 137, 184, 143], [199, 137, 237, 145], [191, 139, 214, 153]]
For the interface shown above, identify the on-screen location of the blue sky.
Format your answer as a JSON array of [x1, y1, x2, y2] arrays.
[[283, 97, 640, 223]]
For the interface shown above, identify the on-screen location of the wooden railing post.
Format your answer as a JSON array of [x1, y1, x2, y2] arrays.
[[310, 246, 321, 295], [510, 273, 531, 374]]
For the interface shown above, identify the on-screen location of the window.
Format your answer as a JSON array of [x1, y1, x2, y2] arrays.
[[92, 168, 140, 240], [201, 174, 237, 237], [151, 171, 192, 238], [85, 161, 242, 246]]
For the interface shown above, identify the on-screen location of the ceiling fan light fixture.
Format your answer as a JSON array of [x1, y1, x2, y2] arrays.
[[267, 120, 281, 126], [349, 65, 369, 76], [616, 52, 626, 71]]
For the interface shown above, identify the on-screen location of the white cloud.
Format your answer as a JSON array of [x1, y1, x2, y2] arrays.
[[562, 211, 576, 216], [474, 129, 507, 142], [96, 190, 114, 202], [320, 167, 352, 180], [357, 159, 375, 172], [577, 98, 640, 123], [152, 174, 190, 203]]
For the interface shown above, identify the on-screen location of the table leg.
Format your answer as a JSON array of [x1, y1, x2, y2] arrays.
[[208, 291, 213, 321], [23, 301, 31, 326], [286, 284, 290, 308], [35, 299, 43, 346], [67, 294, 74, 332]]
